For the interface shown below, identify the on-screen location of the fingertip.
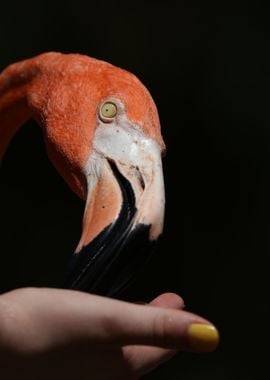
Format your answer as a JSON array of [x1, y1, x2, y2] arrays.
[[187, 323, 220, 353], [150, 293, 185, 310]]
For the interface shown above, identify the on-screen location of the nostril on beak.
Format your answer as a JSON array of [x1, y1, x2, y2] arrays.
[[135, 166, 145, 190]]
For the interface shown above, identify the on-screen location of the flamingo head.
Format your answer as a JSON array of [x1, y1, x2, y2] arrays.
[[4, 53, 166, 296]]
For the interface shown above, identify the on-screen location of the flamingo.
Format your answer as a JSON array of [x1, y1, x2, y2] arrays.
[[0, 52, 165, 296]]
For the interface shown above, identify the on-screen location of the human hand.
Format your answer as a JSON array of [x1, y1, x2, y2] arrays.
[[0, 288, 219, 380]]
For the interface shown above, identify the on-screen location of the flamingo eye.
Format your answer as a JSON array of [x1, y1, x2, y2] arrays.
[[99, 102, 117, 122]]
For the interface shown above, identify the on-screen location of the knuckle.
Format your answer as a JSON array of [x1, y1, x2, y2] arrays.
[[152, 313, 174, 347]]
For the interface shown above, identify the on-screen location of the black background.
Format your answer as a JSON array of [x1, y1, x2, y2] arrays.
[[0, 1, 269, 378]]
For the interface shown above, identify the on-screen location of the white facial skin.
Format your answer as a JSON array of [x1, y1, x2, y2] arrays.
[[84, 97, 165, 240]]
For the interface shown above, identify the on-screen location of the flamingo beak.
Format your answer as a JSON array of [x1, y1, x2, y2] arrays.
[[65, 125, 165, 297]]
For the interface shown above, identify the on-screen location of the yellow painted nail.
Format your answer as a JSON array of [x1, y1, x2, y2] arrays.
[[188, 323, 219, 352]]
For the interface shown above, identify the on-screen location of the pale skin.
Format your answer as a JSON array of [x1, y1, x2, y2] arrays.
[[0, 288, 219, 379]]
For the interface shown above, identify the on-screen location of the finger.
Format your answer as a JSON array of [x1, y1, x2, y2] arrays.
[[118, 313, 219, 353], [102, 300, 219, 352], [2, 288, 219, 353], [149, 292, 185, 309], [47, 290, 218, 352], [124, 345, 177, 377], [123, 293, 209, 376]]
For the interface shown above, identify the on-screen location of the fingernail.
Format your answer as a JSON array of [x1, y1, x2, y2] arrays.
[[188, 323, 219, 352]]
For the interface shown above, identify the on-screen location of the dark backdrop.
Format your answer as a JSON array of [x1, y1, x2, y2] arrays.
[[0, 1, 269, 378]]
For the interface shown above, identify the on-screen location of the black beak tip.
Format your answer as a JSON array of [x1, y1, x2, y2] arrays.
[[64, 223, 159, 297]]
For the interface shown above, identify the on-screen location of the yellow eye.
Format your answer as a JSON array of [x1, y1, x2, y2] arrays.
[[100, 102, 117, 120]]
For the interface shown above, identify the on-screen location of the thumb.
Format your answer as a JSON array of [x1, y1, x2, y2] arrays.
[[1, 288, 219, 353], [107, 301, 219, 352]]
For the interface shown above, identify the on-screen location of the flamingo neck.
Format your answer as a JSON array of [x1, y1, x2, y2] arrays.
[[0, 62, 36, 158]]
